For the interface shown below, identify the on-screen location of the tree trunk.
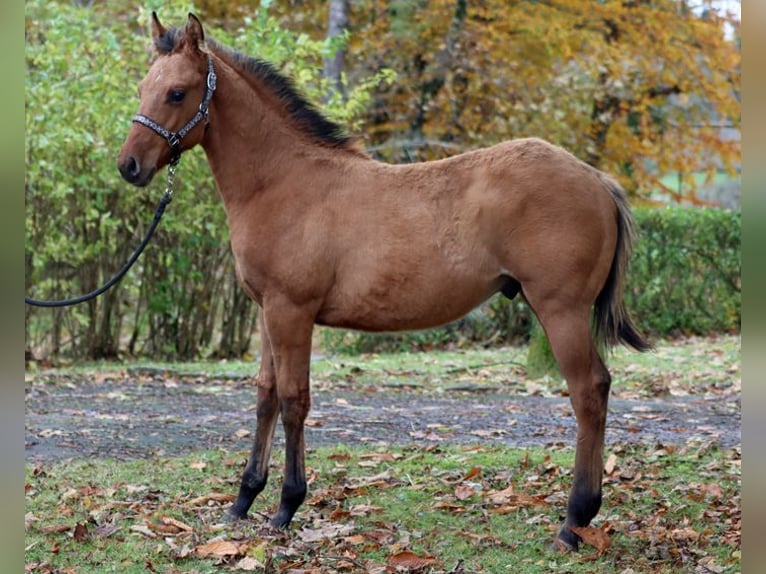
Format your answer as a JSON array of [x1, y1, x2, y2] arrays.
[[323, 0, 350, 101]]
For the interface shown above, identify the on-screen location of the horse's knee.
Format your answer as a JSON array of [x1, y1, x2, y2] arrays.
[[279, 395, 310, 425]]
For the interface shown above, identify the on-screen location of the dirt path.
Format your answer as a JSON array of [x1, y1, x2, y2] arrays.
[[25, 370, 740, 463]]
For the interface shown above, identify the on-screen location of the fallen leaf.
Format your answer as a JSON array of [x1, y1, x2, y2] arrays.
[[130, 524, 158, 538], [189, 461, 207, 470], [73, 522, 89, 542], [187, 492, 236, 506], [161, 516, 194, 532], [297, 522, 355, 542], [387, 550, 439, 569], [454, 484, 475, 500], [605, 453, 618, 475], [570, 525, 611, 553], [462, 466, 482, 481], [235, 556, 265, 571], [195, 540, 244, 558], [146, 519, 180, 535]]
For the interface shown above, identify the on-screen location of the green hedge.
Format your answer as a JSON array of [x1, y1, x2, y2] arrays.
[[321, 205, 741, 355], [626, 206, 740, 337]]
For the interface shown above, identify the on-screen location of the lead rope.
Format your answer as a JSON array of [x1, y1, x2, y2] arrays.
[[25, 163, 178, 308]]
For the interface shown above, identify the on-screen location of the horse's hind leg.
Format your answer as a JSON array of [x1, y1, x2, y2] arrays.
[[229, 313, 280, 519], [527, 296, 612, 551]]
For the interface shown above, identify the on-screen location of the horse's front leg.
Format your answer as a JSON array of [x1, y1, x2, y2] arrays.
[[261, 298, 315, 529], [229, 313, 279, 519]]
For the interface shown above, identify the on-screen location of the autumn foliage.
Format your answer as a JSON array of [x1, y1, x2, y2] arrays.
[[278, 0, 740, 202]]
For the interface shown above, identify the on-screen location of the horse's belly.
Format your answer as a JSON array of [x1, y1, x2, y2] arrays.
[[316, 275, 503, 332]]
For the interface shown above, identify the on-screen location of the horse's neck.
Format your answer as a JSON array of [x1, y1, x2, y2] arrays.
[[200, 60, 320, 207]]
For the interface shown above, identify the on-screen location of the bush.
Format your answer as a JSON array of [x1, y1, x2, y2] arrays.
[[321, 205, 741, 356], [626, 205, 740, 337]]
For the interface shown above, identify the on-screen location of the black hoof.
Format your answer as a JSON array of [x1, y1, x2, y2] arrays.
[[268, 509, 294, 530], [226, 507, 249, 521], [553, 525, 581, 552]]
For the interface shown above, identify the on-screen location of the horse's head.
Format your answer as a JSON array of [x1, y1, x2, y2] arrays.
[[117, 12, 215, 186]]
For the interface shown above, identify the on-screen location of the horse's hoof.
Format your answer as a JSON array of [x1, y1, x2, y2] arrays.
[[224, 508, 247, 522], [552, 526, 581, 552], [268, 510, 293, 530]]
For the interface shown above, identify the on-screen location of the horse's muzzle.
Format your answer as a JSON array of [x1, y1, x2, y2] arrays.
[[118, 155, 155, 187]]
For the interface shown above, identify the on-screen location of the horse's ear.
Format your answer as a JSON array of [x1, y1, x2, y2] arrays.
[[183, 13, 205, 53], [150, 11, 167, 44]]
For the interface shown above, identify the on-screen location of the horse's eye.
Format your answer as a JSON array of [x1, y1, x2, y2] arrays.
[[168, 89, 186, 104]]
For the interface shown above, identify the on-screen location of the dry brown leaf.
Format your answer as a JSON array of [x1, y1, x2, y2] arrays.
[[462, 466, 481, 481], [570, 525, 611, 553], [146, 520, 180, 535], [187, 492, 236, 506], [671, 526, 700, 542], [486, 486, 514, 505], [387, 550, 439, 569], [195, 540, 244, 558], [129, 524, 158, 538], [604, 453, 618, 475], [73, 523, 89, 542], [160, 516, 194, 532], [454, 484, 475, 500], [235, 556, 265, 571]]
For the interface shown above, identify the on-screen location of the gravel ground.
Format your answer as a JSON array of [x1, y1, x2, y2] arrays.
[[25, 371, 740, 463]]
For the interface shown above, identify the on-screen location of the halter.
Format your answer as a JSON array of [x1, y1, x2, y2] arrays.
[[132, 55, 217, 166]]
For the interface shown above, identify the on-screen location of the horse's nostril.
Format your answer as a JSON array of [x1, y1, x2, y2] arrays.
[[127, 156, 140, 178]]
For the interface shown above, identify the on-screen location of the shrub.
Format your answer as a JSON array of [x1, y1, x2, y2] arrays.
[[626, 205, 740, 337]]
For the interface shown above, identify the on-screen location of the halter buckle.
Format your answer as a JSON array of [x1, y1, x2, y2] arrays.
[[167, 133, 181, 151]]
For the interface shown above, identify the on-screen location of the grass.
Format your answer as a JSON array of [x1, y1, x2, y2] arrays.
[[28, 333, 741, 399], [25, 443, 740, 573], [25, 334, 741, 572]]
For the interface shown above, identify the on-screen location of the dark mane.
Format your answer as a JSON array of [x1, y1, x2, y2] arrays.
[[154, 27, 355, 150]]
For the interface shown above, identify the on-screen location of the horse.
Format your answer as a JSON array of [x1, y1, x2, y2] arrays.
[[117, 12, 650, 551]]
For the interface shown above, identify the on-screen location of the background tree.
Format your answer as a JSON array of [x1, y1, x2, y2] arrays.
[[323, 0, 351, 100], [310, 0, 739, 201]]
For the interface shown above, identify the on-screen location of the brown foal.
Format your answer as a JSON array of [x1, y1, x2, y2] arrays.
[[117, 13, 650, 550]]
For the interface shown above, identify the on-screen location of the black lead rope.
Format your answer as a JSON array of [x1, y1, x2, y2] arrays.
[[25, 188, 174, 308]]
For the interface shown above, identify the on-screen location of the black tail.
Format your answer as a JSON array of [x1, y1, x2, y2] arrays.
[[594, 174, 652, 352]]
